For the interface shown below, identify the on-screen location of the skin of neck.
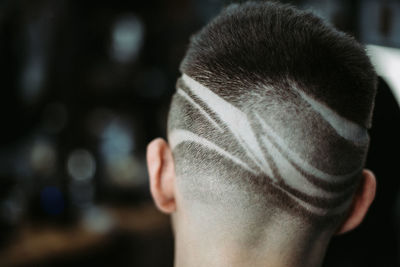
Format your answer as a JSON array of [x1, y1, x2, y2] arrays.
[[171, 203, 334, 267]]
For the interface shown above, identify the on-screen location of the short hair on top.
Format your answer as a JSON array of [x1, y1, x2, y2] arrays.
[[167, 1, 377, 229]]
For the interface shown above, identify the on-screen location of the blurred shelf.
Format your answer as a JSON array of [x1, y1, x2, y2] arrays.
[[0, 203, 171, 267]]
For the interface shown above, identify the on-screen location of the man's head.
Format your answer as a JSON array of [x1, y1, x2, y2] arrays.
[[147, 1, 377, 259]]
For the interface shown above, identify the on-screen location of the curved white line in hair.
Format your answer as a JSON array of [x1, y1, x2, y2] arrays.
[[289, 81, 368, 145], [254, 112, 361, 182], [176, 74, 360, 216], [258, 133, 349, 199], [169, 129, 258, 175], [284, 186, 353, 216], [169, 130, 351, 216], [182, 74, 273, 176], [176, 88, 224, 133], [181, 74, 363, 180]]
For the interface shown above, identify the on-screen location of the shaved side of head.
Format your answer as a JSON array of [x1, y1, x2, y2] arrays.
[[167, 1, 377, 232]]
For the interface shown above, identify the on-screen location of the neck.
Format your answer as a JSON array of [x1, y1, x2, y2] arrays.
[[172, 213, 332, 267]]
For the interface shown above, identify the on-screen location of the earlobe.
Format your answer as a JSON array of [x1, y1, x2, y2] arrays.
[[146, 138, 177, 214], [335, 169, 376, 235]]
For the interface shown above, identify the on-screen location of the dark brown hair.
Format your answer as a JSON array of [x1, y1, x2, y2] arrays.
[[167, 1, 377, 229]]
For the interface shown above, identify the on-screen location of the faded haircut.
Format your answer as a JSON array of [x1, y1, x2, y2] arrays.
[[167, 1, 377, 229]]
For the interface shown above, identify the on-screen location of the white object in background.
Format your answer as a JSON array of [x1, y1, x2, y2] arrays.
[[367, 44, 400, 106]]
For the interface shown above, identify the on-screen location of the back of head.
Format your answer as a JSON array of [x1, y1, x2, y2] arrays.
[[167, 1, 377, 237]]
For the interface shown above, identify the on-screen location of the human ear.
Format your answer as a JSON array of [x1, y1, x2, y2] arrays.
[[335, 169, 376, 235], [146, 138, 176, 214]]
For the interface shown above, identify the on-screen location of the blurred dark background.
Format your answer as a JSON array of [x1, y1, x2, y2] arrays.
[[0, 0, 399, 266]]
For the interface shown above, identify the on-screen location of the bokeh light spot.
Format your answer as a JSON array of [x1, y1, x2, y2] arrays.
[[111, 14, 144, 63], [67, 149, 96, 181]]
